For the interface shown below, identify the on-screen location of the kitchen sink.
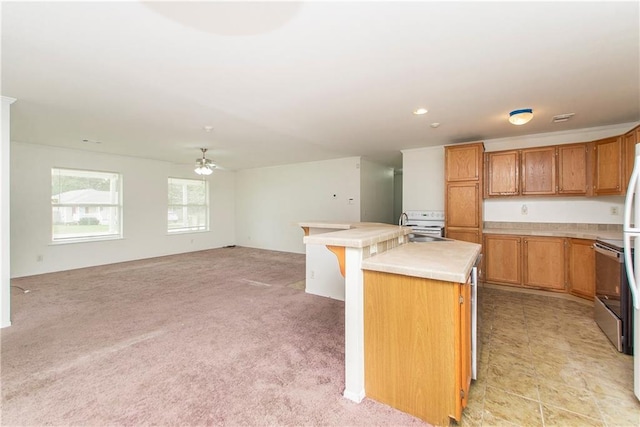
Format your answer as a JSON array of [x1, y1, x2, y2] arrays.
[[408, 233, 451, 242]]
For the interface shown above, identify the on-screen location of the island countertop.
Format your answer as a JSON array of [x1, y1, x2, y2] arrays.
[[301, 222, 411, 248], [361, 240, 482, 283]]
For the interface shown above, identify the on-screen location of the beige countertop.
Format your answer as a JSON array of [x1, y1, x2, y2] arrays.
[[301, 222, 412, 248], [361, 240, 482, 283], [483, 228, 622, 240]]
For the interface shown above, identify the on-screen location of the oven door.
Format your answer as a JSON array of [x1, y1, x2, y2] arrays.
[[594, 242, 627, 352]]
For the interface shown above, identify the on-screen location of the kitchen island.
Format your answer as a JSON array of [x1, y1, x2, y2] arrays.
[[299, 222, 481, 425]]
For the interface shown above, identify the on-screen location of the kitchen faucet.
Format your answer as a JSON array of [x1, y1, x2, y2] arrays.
[[398, 212, 408, 226]]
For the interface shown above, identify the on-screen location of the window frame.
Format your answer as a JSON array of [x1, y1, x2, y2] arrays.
[[51, 167, 123, 243], [167, 176, 209, 234]]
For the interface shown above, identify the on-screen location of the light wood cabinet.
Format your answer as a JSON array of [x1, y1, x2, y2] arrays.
[[484, 234, 584, 295], [567, 238, 595, 299], [522, 236, 566, 291], [558, 143, 589, 195], [592, 136, 624, 195], [364, 270, 471, 426], [485, 150, 519, 197], [446, 182, 480, 229], [446, 228, 481, 244], [484, 234, 521, 286], [521, 146, 557, 195], [624, 125, 640, 190], [446, 144, 483, 182], [445, 142, 484, 251]]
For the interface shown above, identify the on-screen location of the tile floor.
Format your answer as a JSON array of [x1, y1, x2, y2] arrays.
[[457, 285, 640, 427]]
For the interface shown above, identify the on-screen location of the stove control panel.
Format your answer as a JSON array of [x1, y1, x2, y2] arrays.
[[406, 210, 445, 221]]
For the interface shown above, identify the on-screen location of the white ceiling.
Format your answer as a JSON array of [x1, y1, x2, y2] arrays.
[[2, 1, 639, 170]]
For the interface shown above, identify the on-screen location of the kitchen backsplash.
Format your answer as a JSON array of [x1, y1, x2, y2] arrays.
[[484, 222, 623, 232]]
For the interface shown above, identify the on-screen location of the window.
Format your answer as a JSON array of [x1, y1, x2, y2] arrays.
[[51, 168, 122, 242], [168, 177, 208, 233]]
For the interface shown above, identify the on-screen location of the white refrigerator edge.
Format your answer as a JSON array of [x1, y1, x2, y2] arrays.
[[622, 143, 640, 401]]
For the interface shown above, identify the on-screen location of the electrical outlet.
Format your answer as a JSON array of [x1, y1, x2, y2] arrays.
[[310, 270, 315, 279], [521, 204, 528, 215], [611, 206, 619, 215], [36, 255, 43, 262]]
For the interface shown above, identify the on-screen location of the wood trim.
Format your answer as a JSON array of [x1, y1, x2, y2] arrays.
[[326, 245, 346, 277], [301, 226, 309, 236]]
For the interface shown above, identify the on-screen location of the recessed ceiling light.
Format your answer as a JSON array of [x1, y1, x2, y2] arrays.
[[413, 108, 428, 115], [552, 113, 575, 123], [430, 123, 441, 128], [203, 126, 214, 132]]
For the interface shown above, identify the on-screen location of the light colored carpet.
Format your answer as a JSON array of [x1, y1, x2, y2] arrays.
[[2, 247, 424, 426]]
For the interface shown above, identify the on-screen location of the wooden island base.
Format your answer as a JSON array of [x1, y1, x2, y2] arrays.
[[364, 270, 471, 426]]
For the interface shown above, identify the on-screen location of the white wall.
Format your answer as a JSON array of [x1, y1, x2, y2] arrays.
[[401, 145, 444, 211], [393, 170, 403, 223], [10, 142, 236, 278], [235, 157, 361, 254], [360, 159, 394, 224], [1, 97, 16, 328], [401, 123, 638, 224]]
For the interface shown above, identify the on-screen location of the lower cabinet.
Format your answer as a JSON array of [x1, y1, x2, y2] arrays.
[[484, 234, 521, 285], [364, 270, 471, 426], [522, 236, 566, 290], [567, 238, 596, 299], [484, 234, 595, 298]]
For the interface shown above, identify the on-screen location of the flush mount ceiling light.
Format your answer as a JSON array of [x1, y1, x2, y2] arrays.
[[413, 108, 428, 115], [508, 108, 534, 125], [194, 148, 216, 175]]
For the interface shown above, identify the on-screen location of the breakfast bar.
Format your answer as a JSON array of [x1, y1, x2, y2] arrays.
[[299, 221, 481, 424]]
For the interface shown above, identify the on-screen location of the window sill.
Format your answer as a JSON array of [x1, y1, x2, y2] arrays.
[[50, 235, 124, 245]]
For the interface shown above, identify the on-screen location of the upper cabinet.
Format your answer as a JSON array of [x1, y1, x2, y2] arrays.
[[483, 126, 640, 198], [521, 146, 557, 195], [485, 150, 519, 197], [592, 136, 624, 196], [445, 144, 482, 182], [624, 125, 640, 188], [557, 143, 589, 195]]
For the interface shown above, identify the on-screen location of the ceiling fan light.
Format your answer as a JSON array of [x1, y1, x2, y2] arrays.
[[508, 108, 534, 125], [194, 148, 216, 175]]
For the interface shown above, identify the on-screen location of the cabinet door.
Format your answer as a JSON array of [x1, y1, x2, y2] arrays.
[[485, 151, 519, 197], [446, 182, 480, 228], [445, 143, 483, 182], [624, 126, 639, 191], [593, 136, 623, 195], [521, 147, 557, 195], [567, 239, 595, 300], [446, 227, 481, 244], [557, 143, 588, 195], [484, 234, 521, 286], [523, 237, 566, 290], [364, 271, 462, 426], [459, 282, 471, 414]]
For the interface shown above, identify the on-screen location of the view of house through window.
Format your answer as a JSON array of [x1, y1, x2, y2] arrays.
[[51, 168, 122, 242], [168, 177, 208, 233]]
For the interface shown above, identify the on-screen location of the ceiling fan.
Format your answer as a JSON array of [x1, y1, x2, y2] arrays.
[[194, 148, 216, 175]]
